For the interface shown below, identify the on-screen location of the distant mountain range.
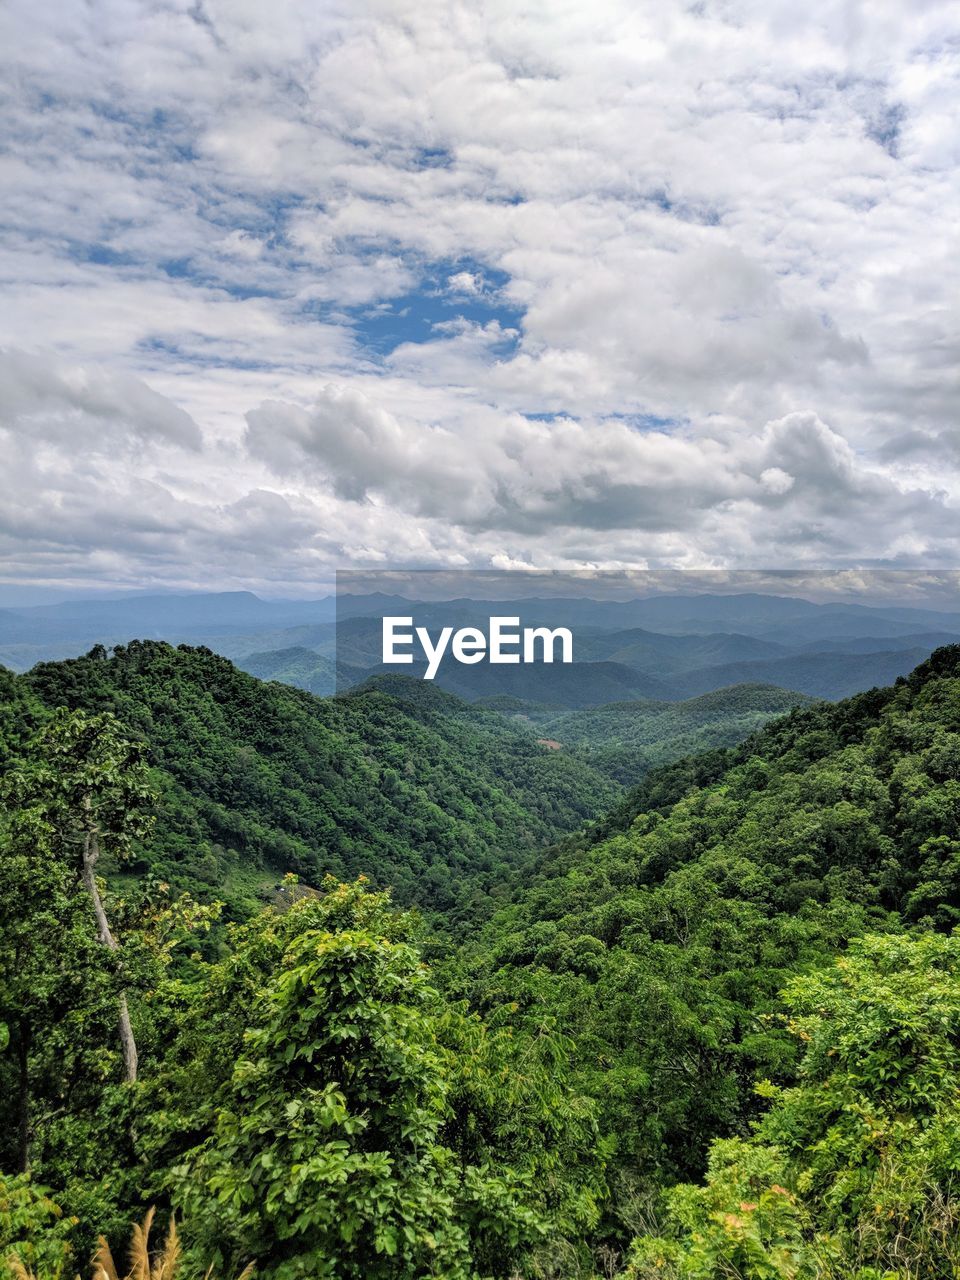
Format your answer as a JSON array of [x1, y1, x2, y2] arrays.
[[0, 591, 336, 668], [2, 588, 958, 709], [336, 590, 960, 639]]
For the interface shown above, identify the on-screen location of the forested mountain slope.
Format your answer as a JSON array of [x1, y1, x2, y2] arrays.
[[449, 645, 960, 1196], [663, 644, 932, 700], [362, 675, 814, 786], [9, 646, 824, 920], [17, 641, 621, 917], [532, 683, 812, 783], [234, 644, 341, 694]]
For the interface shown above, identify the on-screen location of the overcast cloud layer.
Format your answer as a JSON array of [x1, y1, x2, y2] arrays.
[[1, 0, 959, 594]]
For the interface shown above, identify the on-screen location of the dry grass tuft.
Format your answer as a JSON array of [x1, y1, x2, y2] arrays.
[[7, 1210, 252, 1280]]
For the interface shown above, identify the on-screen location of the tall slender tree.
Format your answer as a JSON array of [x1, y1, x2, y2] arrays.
[[4, 710, 155, 1083], [0, 787, 115, 1173]]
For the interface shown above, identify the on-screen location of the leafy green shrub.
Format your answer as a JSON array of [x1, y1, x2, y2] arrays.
[[626, 932, 960, 1279], [624, 1139, 820, 1279], [0, 1175, 75, 1280], [161, 880, 603, 1280]]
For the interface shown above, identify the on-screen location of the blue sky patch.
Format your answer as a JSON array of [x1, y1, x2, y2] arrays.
[[331, 259, 524, 357]]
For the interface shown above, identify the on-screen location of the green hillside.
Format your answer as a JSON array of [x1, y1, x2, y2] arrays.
[[234, 645, 341, 695], [531, 683, 814, 783], [18, 640, 622, 918], [447, 646, 960, 1206], [358, 675, 814, 787]]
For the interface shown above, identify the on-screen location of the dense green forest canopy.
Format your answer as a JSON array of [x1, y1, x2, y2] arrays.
[[448, 648, 960, 1186], [18, 641, 623, 919], [1, 643, 960, 1279], [528, 683, 812, 784], [11, 643, 812, 922]]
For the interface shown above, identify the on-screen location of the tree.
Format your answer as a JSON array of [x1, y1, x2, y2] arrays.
[[5, 711, 155, 1084], [0, 809, 113, 1176], [625, 932, 960, 1279], [758, 932, 960, 1272], [156, 879, 604, 1280], [0, 706, 221, 1254]]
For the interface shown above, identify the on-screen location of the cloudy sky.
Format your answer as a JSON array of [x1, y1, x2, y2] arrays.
[[1, 0, 959, 597]]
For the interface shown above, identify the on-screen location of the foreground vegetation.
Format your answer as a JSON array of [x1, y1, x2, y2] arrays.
[[2, 644, 960, 1277]]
